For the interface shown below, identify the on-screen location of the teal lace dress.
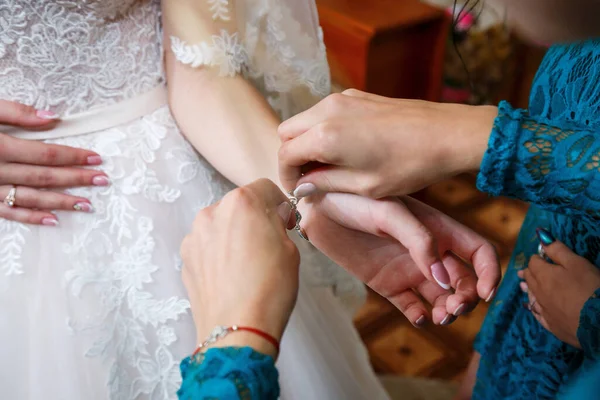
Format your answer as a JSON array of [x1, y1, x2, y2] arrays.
[[178, 347, 279, 399], [473, 39, 600, 399]]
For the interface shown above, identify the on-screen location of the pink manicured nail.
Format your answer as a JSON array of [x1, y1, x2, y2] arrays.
[[431, 262, 451, 290], [485, 288, 497, 303], [74, 202, 94, 213], [92, 176, 110, 186], [415, 315, 426, 326], [293, 183, 317, 199], [42, 217, 59, 226], [87, 156, 103, 165], [440, 314, 455, 326], [36, 110, 59, 120], [453, 303, 466, 316]]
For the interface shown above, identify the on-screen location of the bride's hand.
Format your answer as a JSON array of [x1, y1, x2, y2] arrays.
[[180, 179, 299, 358], [0, 101, 108, 226], [300, 193, 500, 326]]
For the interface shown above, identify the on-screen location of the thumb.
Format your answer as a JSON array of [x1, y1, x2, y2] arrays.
[[536, 227, 576, 267]]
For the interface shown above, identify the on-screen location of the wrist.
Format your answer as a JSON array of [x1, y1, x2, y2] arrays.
[[444, 104, 497, 175], [209, 331, 279, 359]]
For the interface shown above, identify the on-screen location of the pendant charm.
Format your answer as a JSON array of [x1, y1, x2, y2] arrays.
[[288, 193, 309, 242]]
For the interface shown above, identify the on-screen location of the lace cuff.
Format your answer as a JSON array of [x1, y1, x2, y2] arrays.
[[476, 100, 600, 218], [476, 100, 524, 196], [178, 347, 279, 400], [578, 287, 600, 361], [167, 0, 248, 77], [170, 32, 248, 77]]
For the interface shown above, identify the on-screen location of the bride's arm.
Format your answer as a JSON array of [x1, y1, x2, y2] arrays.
[[162, 0, 282, 188]]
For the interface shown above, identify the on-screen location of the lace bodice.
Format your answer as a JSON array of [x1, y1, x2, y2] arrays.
[[0, 0, 164, 116], [0, 0, 330, 122]]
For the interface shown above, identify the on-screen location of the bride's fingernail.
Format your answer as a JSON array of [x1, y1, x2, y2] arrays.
[[485, 288, 496, 303], [87, 155, 103, 165], [431, 262, 451, 290], [277, 202, 292, 223], [42, 217, 59, 226], [453, 303, 466, 316], [74, 202, 94, 213], [36, 110, 59, 120], [440, 314, 456, 326], [415, 315, 426, 326], [294, 183, 317, 199], [92, 176, 110, 186]]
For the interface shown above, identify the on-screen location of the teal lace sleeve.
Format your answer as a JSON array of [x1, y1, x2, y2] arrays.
[[477, 100, 600, 220], [578, 288, 600, 361], [177, 347, 279, 400]]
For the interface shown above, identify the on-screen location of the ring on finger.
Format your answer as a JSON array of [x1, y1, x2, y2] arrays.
[[538, 243, 553, 263], [3, 186, 17, 207]]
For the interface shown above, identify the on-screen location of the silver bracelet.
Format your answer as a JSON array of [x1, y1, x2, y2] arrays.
[[288, 194, 309, 241]]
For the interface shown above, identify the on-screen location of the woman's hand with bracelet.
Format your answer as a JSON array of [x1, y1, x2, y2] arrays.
[[180, 179, 299, 359]]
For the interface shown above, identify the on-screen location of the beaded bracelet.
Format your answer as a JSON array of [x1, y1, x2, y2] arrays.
[[192, 325, 280, 357]]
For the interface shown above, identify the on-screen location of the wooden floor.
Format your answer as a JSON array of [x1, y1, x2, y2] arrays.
[[353, 174, 528, 382]]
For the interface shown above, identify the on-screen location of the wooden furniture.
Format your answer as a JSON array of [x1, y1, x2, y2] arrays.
[[317, 0, 450, 101]]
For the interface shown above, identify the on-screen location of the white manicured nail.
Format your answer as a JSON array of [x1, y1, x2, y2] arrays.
[[293, 183, 317, 199]]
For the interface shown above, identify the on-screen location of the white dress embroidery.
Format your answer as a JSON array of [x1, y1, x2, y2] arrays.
[[0, 1, 387, 399]]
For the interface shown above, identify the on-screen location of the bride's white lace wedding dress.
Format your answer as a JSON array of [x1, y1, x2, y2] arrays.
[[0, 0, 390, 399]]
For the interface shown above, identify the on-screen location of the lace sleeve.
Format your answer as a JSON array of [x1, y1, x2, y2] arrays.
[[578, 288, 600, 362], [477, 101, 600, 220], [178, 347, 279, 400], [167, 0, 247, 77]]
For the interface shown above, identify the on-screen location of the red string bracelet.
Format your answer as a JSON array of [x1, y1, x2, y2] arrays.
[[192, 325, 280, 357]]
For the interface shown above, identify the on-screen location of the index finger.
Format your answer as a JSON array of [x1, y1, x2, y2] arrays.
[[2, 135, 102, 166]]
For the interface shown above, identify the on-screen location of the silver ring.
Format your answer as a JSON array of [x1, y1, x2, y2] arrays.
[[538, 243, 552, 262], [3, 186, 17, 207]]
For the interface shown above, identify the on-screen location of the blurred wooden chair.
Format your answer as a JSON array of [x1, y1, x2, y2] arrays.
[[317, 0, 450, 101]]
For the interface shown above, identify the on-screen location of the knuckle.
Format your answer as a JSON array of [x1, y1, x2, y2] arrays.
[[323, 93, 346, 113], [0, 137, 9, 159], [224, 187, 255, 208], [36, 169, 55, 186], [356, 176, 378, 198], [40, 147, 59, 164], [13, 103, 32, 123], [314, 122, 340, 158], [342, 88, 362, 97]]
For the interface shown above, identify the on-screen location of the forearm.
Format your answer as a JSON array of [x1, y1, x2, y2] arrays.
[[162, 0, 283, 189], [165, 54, 282, 188]]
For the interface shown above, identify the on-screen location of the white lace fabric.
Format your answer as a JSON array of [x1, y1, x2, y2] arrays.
[[0, 0, 163, 117], [168, 0, 331, 120], [0, 1, 382, 399]]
